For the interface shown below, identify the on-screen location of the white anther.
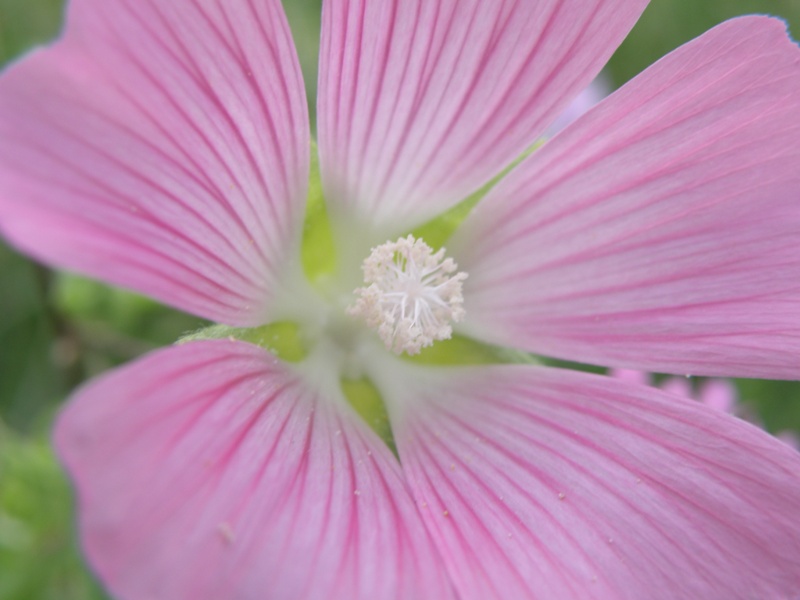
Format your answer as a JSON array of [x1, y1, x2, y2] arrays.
[[347, 235, 467, 355]]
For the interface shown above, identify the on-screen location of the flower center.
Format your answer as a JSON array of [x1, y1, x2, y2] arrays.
[[347, 235, 467, 355]]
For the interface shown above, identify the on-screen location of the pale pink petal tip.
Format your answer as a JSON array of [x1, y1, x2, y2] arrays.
[[0, 0, 310, 325], [608, 368, 650, 386], [546, 74, 610, 137], [56, 340, 455, 600], [392, 365, 800, 600], [778, 431, 800, 451], [455, 16, 800, 379]]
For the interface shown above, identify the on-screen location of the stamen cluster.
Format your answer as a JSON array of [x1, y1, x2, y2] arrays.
[[348, 235, 467, 355]]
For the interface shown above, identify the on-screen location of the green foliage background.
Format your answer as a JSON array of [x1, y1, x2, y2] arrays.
[[0, 1, 798, 598]]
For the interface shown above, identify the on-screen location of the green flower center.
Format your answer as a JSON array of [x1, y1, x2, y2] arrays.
[[183, 143, 536, 450]]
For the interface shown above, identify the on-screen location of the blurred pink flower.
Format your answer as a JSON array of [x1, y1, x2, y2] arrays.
[[2, 1, 800, 599], [613, 369, 800, 450]]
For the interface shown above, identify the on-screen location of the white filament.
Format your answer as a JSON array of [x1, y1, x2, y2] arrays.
[[348, 235, 467, 355]]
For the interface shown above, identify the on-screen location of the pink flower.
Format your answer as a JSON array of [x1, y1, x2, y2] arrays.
[[2, 1, 800, 598], [614, 369, 800, 450]]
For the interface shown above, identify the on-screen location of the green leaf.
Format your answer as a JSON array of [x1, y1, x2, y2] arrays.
[[0, 244, 68, 432], [0, 423, 110, 600]]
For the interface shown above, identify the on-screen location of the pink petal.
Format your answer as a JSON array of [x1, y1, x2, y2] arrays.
[[317, 0, 647, 232], [0, 0, 310, 326], [56, 340, 455, 600], [390, 364, 800, 599], [453, 17, 800, 378]]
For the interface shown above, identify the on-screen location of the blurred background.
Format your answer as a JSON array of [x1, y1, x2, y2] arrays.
[[0, 1, 798, 598]]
